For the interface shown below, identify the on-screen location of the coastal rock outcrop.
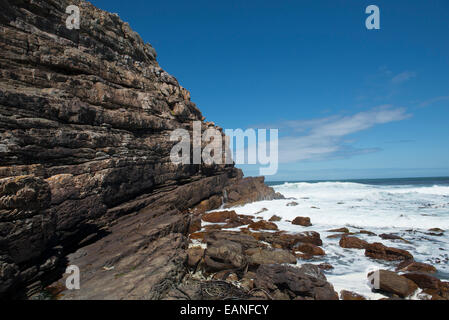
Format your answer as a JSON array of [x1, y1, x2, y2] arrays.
[[254, 264, 338, 300], [0, 0, 282, 298]]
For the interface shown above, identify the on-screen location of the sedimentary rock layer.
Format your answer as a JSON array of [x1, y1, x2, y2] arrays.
[[0, 0, 281, 298]]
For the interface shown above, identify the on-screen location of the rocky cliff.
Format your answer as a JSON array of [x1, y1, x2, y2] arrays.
[[0, 0, 282, 298]]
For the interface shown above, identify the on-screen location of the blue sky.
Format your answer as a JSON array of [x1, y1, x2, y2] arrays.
[[90, 0, 449, 180]]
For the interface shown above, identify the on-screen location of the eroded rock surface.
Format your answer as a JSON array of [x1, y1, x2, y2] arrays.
[[0, 0, 282, 298]]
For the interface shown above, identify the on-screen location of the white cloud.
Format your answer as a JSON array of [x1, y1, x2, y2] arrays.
[[275, 106, 411, 163]]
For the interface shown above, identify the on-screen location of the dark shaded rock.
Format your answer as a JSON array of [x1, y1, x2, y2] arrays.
[[254, 264, 338, 300], [365, 242, 413, 261], [292, 216, 312, 227]]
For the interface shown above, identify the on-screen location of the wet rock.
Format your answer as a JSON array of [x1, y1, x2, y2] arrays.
[[292, 216, 312, 227], [339, 236, 369, 249], [248, 220, 278, 231], [205, 240, 246, 271], [245, 248, 297, 266], [340, 290, 366, 300], [365, 243, 413, 261], [254, 264, 338, 300], [368, 270, 418, 298]]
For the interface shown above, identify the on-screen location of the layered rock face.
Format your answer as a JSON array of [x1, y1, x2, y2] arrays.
[[0, 0, 282, 298]]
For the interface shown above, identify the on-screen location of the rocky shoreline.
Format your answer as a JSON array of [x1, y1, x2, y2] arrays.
[[0, 0, 285, 299], [1, 0, 447, 301], [174, 208, 448, 300]]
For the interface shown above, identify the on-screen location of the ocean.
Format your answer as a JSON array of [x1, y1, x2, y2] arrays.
[[231, 176, 449, 299]]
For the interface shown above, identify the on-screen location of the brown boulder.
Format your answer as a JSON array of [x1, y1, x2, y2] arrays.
[[269, 215, 282, 222], [292, 216, 312, 227], [202, 210, 238, 223], [365, 242, 413, 261], [339, 236, 369, 249], [248, 220, 278, 231]]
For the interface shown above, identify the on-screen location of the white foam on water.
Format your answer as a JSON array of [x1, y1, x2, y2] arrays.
[[222, 181, 449, 299]]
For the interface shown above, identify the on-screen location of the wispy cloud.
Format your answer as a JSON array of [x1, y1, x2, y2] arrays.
[[272, 106, 412, 163], [419, 95, 449, 108], [391, 71, 416, 84]]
